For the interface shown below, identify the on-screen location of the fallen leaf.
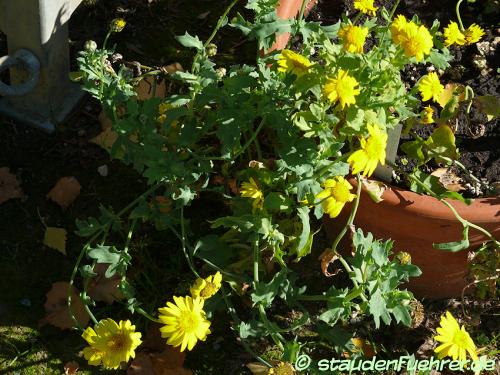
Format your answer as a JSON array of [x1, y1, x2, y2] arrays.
[[431, 168, 465, 192], [136, 76, 166, 100], [43, 227, 67, 255], [319, 248, 340, 277], [0, 167, 23, 204], [246, 362, 271, 375], [87, 263, 124, 304], [128, 347, 192, 375], [151, 196, 172, 214], [474, 95, 500, 121], [46, 177, 81, 209], [90, 127, 119, 151], [64, 361, 79, 375], [161, 62, 184, 75], [98, 110, 113, 130], [361, 177, 386, 203], [437, 83, 464, 108], [40, 282, 90, 330], [351, 337, 376, 358]]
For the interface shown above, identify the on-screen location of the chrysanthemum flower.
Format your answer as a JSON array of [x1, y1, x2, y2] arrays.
[[391, 15, 408, 44], [443, 22, 466, 46], [240, 177, 264, 209], [464, 24, 485, 44], [158, 296, 211, 352], [315, 176, 356, 218], [347, 124, 388, 177], [353, 0, 378, 17], [338, 24, 369, 54], [418, 72, 444, 103], [277, 49, 312, 77], [400, 22, 433, 62], [421, 106, 435, 124], [82, 319, 142, 369], [110, 18, 126, 33], [434, 311, 478, 361], [190, 272, 222, 299], [323, 70, 360, 109]]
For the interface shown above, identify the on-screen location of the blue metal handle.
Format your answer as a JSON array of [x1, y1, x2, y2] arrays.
[[0, 49, 40, 96]]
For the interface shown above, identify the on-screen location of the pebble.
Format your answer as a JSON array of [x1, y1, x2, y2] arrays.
[[476, 41, 491, 56], [97, 165, 108, 177]]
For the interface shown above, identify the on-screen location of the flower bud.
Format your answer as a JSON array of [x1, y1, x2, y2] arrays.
[[206, 43, 217, 57], [215, 67, 227, 79], [396, 251, 412, 265], [84, 40, 97, 51]]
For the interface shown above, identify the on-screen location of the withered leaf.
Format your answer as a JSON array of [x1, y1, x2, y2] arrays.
[[128, 346, 192, 375], [431, 168, 465, 192], [46, 177, 81, 209], [43, 227, 67, 255], [87, 263, 124, 304], [40, 282, 90, 330], [64, 361, 79, 375], [136, 76, 166, 100], [319, 248, 341, 277], [0, 167, 23, 204], [361, 177, 386, 203]]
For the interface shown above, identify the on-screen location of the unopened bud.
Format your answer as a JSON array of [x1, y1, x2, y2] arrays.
[[396, 251, 412, 265], [84, 40, 97, 51], [215, 67, 227, 79], [206, 43, 217, 57]]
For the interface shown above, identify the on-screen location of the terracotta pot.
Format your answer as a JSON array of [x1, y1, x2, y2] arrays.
[[270, 0, 318, 52], [323, 180, 500, 299]]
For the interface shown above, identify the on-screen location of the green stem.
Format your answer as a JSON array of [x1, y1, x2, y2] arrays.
[[455, 0, 465, 31], [181, 206, 200, 278], [297, 0, 309, 24], [389, 0, 401, 20], [136, 307, 162, 323]]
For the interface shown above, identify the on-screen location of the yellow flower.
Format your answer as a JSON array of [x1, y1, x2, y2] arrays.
[[464, 24, 485, 44], [421, 106, 435, 124], [391, 15, 408, 44], [400, 22, 433, 62], [240, 177, 264, 209], [277, 49, 312, 77], [338, 24, 369, 54], [347, 124, 388, 177], [353, 0, 378, 17], [82, 319, 142, 370], [158, 296, 211, 352], [110, 18, 126, 33], [315, 176, 356, 219], [443, 22, 466, 46], [157, 103, 172, 123], [323, 70, 360, 109], [418, 72, 444, 103], [190, 272, 222, 299], [434, 311, 478, 361]]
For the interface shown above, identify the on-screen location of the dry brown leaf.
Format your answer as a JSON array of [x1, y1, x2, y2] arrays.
[[361, 177, 386, 203], [40, 282, 90, 330], [98, 110, 113, 131], [162, 62, 184, 75], [46, 177, 81, 209], [431, 168, 465, 192], [246, 362, 271, 375], [90, 127, 119, 151], [0, 167, 23, 204], [128, 347, 192, 375], [64, 361, 79, 375], [319, 248, 340, 277], [136, 76, 167, 100], [151, 196, 172, 214], [87, 264, 124, 304], [43, 227, 67, 255]]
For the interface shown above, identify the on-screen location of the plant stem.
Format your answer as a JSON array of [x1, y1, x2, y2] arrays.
[[180, 206, 200, 278], [455, 0, 465, 31], [297, 0, 309, 24], [136, 307, 162, 323], [389, 0, 401, 20]]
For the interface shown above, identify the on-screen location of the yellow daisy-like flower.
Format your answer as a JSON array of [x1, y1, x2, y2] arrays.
[[443, 21, 466, 46], [110, 18, 126, 33], [158, 296, 211, 352], [434, 311, 478, 362], [353, 0, 378, 17], [391, 15, 408, 44], [190, 272, 222, 299], [277, 49, 312, 77], [323, 70, 360, 109], [418, 72, 444, 103], [315, 176, 356, 219], [82, 319, 142, 370], [338, 24, 369, 54], [421, 106, 435, 124], [240, 177, 264, 209], [400, 22, 433, 62], [464, 24, 485, 45], [347, 124, 388, 177]]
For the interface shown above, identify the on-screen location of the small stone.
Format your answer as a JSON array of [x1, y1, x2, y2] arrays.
[[476, 41, 491, 56], [472, 54, 488, 70], [97, 165, 108, 177], [19, 298, 31, 307]]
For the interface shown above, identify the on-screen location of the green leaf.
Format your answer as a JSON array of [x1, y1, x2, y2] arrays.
[[251, 269, 288, 307], [433, 225, 470, 252], [294, 206, 311, 260], [369, 288, 391, 329], [175, 32, 203, 50], [392, 305, 412, 326], [263, 192, 292, 212], [87, 246, 131, 277], [193, 235, 235, 268], [426, 125, 459, 162]]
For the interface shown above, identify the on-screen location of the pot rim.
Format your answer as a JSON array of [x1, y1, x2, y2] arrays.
[[353, 177, 500, 224]]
